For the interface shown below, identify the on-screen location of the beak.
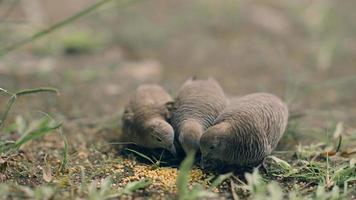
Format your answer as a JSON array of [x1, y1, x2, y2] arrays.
[[200, 155, 213, 169], [200, 156, 207, 169], [168, 145, 177, 157]]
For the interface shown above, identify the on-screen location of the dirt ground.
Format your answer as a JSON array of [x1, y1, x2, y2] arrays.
[[0, 0, 356, 199]]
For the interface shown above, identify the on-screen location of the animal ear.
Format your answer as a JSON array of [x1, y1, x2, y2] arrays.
[[164, 101, 175, 120], [123, 107, 134, 124]]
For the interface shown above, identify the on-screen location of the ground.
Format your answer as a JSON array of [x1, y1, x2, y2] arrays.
[[0, 0, 356, 199]]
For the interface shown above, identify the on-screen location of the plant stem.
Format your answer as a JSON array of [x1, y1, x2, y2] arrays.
[[0, 0, 138, 57]]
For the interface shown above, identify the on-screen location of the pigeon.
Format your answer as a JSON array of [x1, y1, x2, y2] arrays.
[[200, 93, 288, 169], [121, 84, 176, 155], [171, 77, 228, 154]]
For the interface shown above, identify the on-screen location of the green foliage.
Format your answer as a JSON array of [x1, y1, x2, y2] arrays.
[[232, 169, 345, 200], [84, 175, 151, 199], [125, 148, 166, 169], [209, 172, 233, 189], [313, 185, 340, 200], [120, 179, 151, 195], [0, 0, 122, 57], [0, 87, 61, 154], [232, 169, 285, 200], [87, 177, 118, 200], [14, 118, 61, 149], [58, 127, 68, 173], [176, 152, 195, 199], [266, 154, 356, 189], [0, 116, 62, 154], [261, 154, 356, 199], [0, 178, 151, 200], [176, 152, 215, 200], [60, 31, 99, 55], [0, 87, 59, 130]]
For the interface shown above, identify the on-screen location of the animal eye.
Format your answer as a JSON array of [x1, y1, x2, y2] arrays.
[[155, 136, 162, 142], [209, 146, 215, 150]]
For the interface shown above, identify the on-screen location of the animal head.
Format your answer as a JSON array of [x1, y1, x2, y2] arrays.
[[179, 120, 203, 154], [144, 118, 176, 155], [199, 122, 231, 165]]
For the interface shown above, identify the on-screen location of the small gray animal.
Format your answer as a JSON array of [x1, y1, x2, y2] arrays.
[[200, 93, 288, 168], [121, 84, 176, 155], [171, 78, 228, 154]]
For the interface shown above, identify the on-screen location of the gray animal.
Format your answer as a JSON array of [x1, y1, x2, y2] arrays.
[[171, 78, 228, 154], [200, 93, 288, 168], [121, 84, 176, 155]]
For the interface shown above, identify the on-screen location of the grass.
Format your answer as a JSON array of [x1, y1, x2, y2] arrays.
[[0, 87, 59, 130], [124, 148, 166, 169], [176, 153, 235, 200], [31, 30, 103, 56], [0, 86, 151, 199], [0, 176, 151, 199], [0, 0, 140, 57], [0, 116, 62, 154], [0, 87, 60, 154], [0, 0, 356, 199], [60, 31, 100, 55], [0, 88, 354, 200]]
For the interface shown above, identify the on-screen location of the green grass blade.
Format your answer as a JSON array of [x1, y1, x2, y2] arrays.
[[176, 152, 195, 200], [209, 172, 233, 189], [121, 179, 151, 195], [58, 127, 68, 173], [0, 140, 15, 153], [125, 148, 156, 165], [0, 95, 17, 130], [0, 87, 59, 131], [37, 111, 67, 173], [13, 117, 62, 149], [0, 0, 139, 57], [268, 156, 292, 172], [0, 88, 11, 96], [15, 88, 59, 96]]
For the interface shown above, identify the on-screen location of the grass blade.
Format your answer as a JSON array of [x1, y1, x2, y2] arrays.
[[209, 172, 233, 189], [37, 111, 67, 173], [0, 95, 17, 129], [0, 0, 139, 56], [0, 140, 15, 153], [176, 152, 195, 200], [121, 179, 151, 195], [13, 117, 62, 149], [0, 88, 8, 93], [15, 88, 59, 96], [125, 148, 156, 165], [58, 127, 68, 173], [0, 87, 59, 131]]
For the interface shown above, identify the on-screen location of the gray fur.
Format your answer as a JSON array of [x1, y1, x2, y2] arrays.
[[200, 93, 289, 167], [171, 78, 228, 153], [121, 84, 176, 155]]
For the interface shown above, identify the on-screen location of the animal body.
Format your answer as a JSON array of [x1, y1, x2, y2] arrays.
[[171, 78, 228, 154], [200, 93, 289, 168], [121, 84, 176, 155]]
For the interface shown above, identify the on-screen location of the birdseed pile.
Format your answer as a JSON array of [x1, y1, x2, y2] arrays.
[[119, 159, 209, 193]]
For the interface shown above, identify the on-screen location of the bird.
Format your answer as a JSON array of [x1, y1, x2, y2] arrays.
[[170, 77, 228, 154], [200, 93, 288, 169], [121, 84, 176, 156]]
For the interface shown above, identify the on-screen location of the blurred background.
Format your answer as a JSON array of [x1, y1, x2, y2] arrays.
[[1, 0, 356, 148]]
